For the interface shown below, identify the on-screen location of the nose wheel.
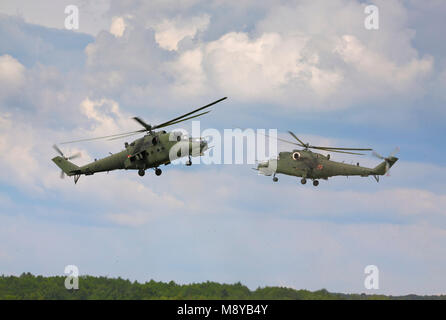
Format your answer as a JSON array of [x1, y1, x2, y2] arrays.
[[313, 180, 319, 186], [301, 178, 307, 185], [272, 174, 278, 182], [138, 169, 145, 177], [186, 156, 192, 166], [155, 168, 162, 176]]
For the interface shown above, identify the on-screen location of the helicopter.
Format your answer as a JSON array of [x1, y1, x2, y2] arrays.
[[52, 97, 227, 184], [255, 131, 399, 186]]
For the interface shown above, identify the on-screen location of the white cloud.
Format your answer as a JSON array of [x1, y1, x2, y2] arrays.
[[154, 14, 210, 51], [0, 112, 42, 189], [168, 48, 207, 94], [72, 0, 440, 113], [79, 97, 129, 134], [334, 34, 433, 93], [0, 54, 25, 98], [158, 0, 434, 109], [110, 16, 126, 37], [198, 31, 342, 102]]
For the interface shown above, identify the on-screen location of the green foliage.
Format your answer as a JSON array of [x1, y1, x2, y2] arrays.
[[0, 274, 444, 300]]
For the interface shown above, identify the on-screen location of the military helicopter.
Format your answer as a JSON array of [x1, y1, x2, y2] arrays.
[[52, 97, 227, 184], [255, 131, 399, 186]]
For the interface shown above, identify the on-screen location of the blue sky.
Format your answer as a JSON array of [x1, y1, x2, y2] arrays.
[[0, 0, 446, 295]]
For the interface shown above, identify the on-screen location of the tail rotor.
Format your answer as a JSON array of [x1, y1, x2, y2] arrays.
[[53, 144, 81, 179], [372, 147, 400, 176]]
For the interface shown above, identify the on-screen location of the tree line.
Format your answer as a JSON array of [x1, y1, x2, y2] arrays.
[[0, 273, 443, 300]]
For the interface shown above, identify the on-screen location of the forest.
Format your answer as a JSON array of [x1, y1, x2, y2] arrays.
[[0, 273, 444, 300]]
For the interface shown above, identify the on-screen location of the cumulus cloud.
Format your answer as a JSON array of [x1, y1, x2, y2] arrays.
[[154, 14, 210, 51], [76, 0, 438, 112], [83, 22, 169, 100], [170, 31, 344, 104], [167, 48, 207, 95], [334, 34, 433, 94], [193, 0, 432, 108], [110, 16, 126, 37], [0, 54, 25, 98], [78, 97, 135, 139]]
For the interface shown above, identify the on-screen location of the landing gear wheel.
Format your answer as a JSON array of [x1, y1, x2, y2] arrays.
[[155, 168, 162, 176], [186, 156, 192, 166], [273, 176, 278, 182], [301, 178, 307, 185], [313, 180, 319, 186], [138, 169, 145, 177]]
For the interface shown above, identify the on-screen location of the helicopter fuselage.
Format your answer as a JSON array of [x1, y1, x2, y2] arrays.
[[52, 130, 207, 180], [51, 97, 226, 183], [257, 149, 398, 183]]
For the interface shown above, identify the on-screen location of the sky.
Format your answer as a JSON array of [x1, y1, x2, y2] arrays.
[[0, 0, 445, 295]]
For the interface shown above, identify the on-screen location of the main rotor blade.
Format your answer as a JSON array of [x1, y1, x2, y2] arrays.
[[372, 150, 385, 159], [259, 131, 368, 154], [257, 131, 366, 155], [287, 131, 371, 151], [287, 131, 307, 146], [59, 98, 226, 145], [256, 132, 304, 147], [155, 111, 211, 129], [67, 153, 81, 160], [275, 136, 304, 147], [60, 130, 145, 144], [132, 117, 152, 131], [152, 97, 227, 130], [53, 144, 64, 157], [316, 149, 365, 155], [313, 146, 373, 151], [107, 131, 144, 141]]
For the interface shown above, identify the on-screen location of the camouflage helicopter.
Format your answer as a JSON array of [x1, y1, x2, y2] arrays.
[[255, 131, 398, 186], [52, 97, 227, 184]]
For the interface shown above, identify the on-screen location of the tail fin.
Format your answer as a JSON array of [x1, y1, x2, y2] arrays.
[[373, 156, 398, 175], [52, 156, 80, 176], [373, 161, 387, 175]]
